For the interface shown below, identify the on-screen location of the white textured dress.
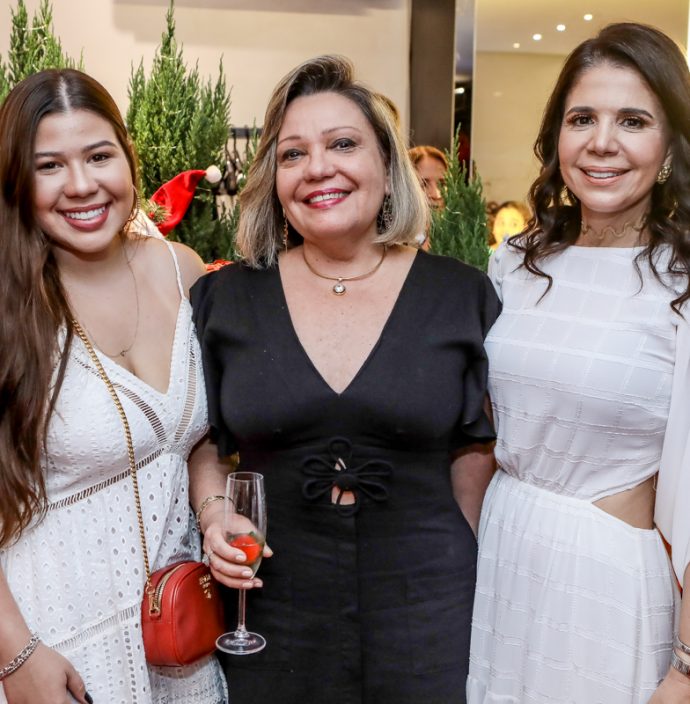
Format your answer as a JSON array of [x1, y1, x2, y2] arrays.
[[0, 238, 227, 703], [468, 243, 680, 704]]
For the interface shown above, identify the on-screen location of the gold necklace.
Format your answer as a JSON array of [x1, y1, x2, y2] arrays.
[[579, 215, 647, 246], [75, 249, 140, 358], [301, 245, 387, 296]]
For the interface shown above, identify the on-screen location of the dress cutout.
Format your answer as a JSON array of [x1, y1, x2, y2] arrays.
[[193, 250, 499, 704], [468, 243, 679, 703], [0, 238, 227, 703]]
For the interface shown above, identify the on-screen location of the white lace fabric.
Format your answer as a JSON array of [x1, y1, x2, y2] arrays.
[[0, 237, 226, 703]]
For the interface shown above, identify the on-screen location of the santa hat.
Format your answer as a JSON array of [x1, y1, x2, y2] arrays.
[[149, 165, 222, 235]]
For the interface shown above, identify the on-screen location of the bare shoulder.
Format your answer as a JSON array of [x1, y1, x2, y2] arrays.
[[387, 243, 419, 274], [129, 235, 207, 296], [169, 241, 208, 295], [389, 244, 418, 264]]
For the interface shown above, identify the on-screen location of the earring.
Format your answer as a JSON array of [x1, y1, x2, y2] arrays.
[[125, 185, 141, 230], [376, 194, 393, 234], [657, 162, 672, 184], [282, 209, 289, 251]]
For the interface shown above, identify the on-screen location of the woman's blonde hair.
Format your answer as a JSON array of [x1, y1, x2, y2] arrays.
[[237, 55, 428, 267]]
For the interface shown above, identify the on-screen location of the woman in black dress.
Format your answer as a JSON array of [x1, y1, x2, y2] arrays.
[[189, 55, 498, 704]]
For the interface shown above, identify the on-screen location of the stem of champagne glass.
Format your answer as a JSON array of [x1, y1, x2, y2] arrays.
[[235, 587, 249, 638]]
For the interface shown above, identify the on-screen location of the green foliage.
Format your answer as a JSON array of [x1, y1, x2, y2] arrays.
[[223, 126, 260, 257], [127, 1, 232, 262], [429, 128, 490, 272], [0, 0, 82, 103]]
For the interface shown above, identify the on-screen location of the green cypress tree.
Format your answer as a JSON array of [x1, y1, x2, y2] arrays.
[[224, 126, 260, 258], [0, 0, 82, 103], [429, 128, 490, 272], [0, 65, 8, 104], [127, 0, 232, 262]]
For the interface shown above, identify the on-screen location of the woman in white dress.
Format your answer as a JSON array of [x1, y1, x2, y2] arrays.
[[468, 23, 690, 703], [0, 70, 226, 703]]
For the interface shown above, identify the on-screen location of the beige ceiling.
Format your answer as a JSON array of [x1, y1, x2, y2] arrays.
[[475, 0, 689, 55]]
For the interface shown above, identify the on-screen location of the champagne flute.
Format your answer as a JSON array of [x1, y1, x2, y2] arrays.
[[216, 471, 268, 655]]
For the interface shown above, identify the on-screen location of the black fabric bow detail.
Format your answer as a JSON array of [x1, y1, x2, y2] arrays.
[[301, 437, 393, 516]]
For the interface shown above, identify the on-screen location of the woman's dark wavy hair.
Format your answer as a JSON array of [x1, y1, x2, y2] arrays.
[[514, 22, 690, 311], [0, 69, 138, 547]]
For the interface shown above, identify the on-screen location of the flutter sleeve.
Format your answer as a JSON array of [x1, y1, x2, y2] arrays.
[[450, 269, 501, 448], [656, 308, 690, 584], [191, 271, 238, 458]]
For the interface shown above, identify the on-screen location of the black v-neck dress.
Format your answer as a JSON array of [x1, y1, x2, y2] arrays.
[[191, 250, 499, 704]]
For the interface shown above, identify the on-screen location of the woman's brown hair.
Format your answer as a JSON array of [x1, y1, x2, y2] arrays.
[[0, 69, 138, 547], [408, 145, 448, 171], [515, 22, 690, 311]]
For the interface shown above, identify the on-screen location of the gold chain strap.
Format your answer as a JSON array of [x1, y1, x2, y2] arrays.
[[72, 321, 153, 591]]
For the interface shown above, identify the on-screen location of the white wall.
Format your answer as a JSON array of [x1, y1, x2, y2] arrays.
[[472, 0, 690, 206], [0, 0, 411, 131], [472, 51, 564, 205]]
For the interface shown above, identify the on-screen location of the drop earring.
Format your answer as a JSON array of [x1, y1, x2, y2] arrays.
[[657, 162, 672, 184], [282, 210, 289, 251], [376, 194, 393, 234], [125, 185, 141, 230]]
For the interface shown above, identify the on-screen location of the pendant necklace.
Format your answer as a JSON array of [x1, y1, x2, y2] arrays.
[[301, 245, 387, 296], [75, 250, 141, 358]]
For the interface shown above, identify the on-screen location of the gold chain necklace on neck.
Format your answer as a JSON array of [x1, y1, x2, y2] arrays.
[[301, 245, 388, 296], [76, 249, 141, 358], [579, 215, 647, 245]]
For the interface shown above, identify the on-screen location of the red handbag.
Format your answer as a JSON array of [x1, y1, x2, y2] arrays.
[[73, 322, 225, 667], [141, 560, 225, 666]]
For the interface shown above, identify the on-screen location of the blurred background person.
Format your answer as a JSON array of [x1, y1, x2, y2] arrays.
[[488, 200, 530, 250], [409, 144, 448, 210], [409, 145, 449, 249]]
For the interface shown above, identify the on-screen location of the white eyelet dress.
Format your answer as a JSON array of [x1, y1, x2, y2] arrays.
[[0, 235, 227, 703], [467, 243, 681, 704]]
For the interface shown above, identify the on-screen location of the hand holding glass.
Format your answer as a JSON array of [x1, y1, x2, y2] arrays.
[[216, 471, 268, 655]]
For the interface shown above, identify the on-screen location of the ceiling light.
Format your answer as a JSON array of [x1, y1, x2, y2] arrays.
[[583, 13, 593, 21], [513, 42, 521, 49], [455, 87, 465, 95], [532, 33, 542, 41], [556, 24, 566, 32]]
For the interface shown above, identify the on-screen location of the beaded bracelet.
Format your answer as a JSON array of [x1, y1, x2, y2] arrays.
[[0, 633, 40, 681], [195, 495, 225, 531]]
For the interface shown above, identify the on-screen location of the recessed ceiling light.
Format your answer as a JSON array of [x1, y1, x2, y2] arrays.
[[584, 13, 593, 21], [556, 24, 566, 32], [455, 87, 466, 95], [513, 42, 521, 49], [532, 33, 542, 41]]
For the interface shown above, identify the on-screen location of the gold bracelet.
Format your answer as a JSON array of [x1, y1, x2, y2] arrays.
[[0, 633, 40, 681], [195, 495, 225, 531]]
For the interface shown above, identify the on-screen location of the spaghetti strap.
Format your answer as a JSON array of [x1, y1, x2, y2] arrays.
[[130, 212, 186, 300], [159, 237, 186, 300]]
